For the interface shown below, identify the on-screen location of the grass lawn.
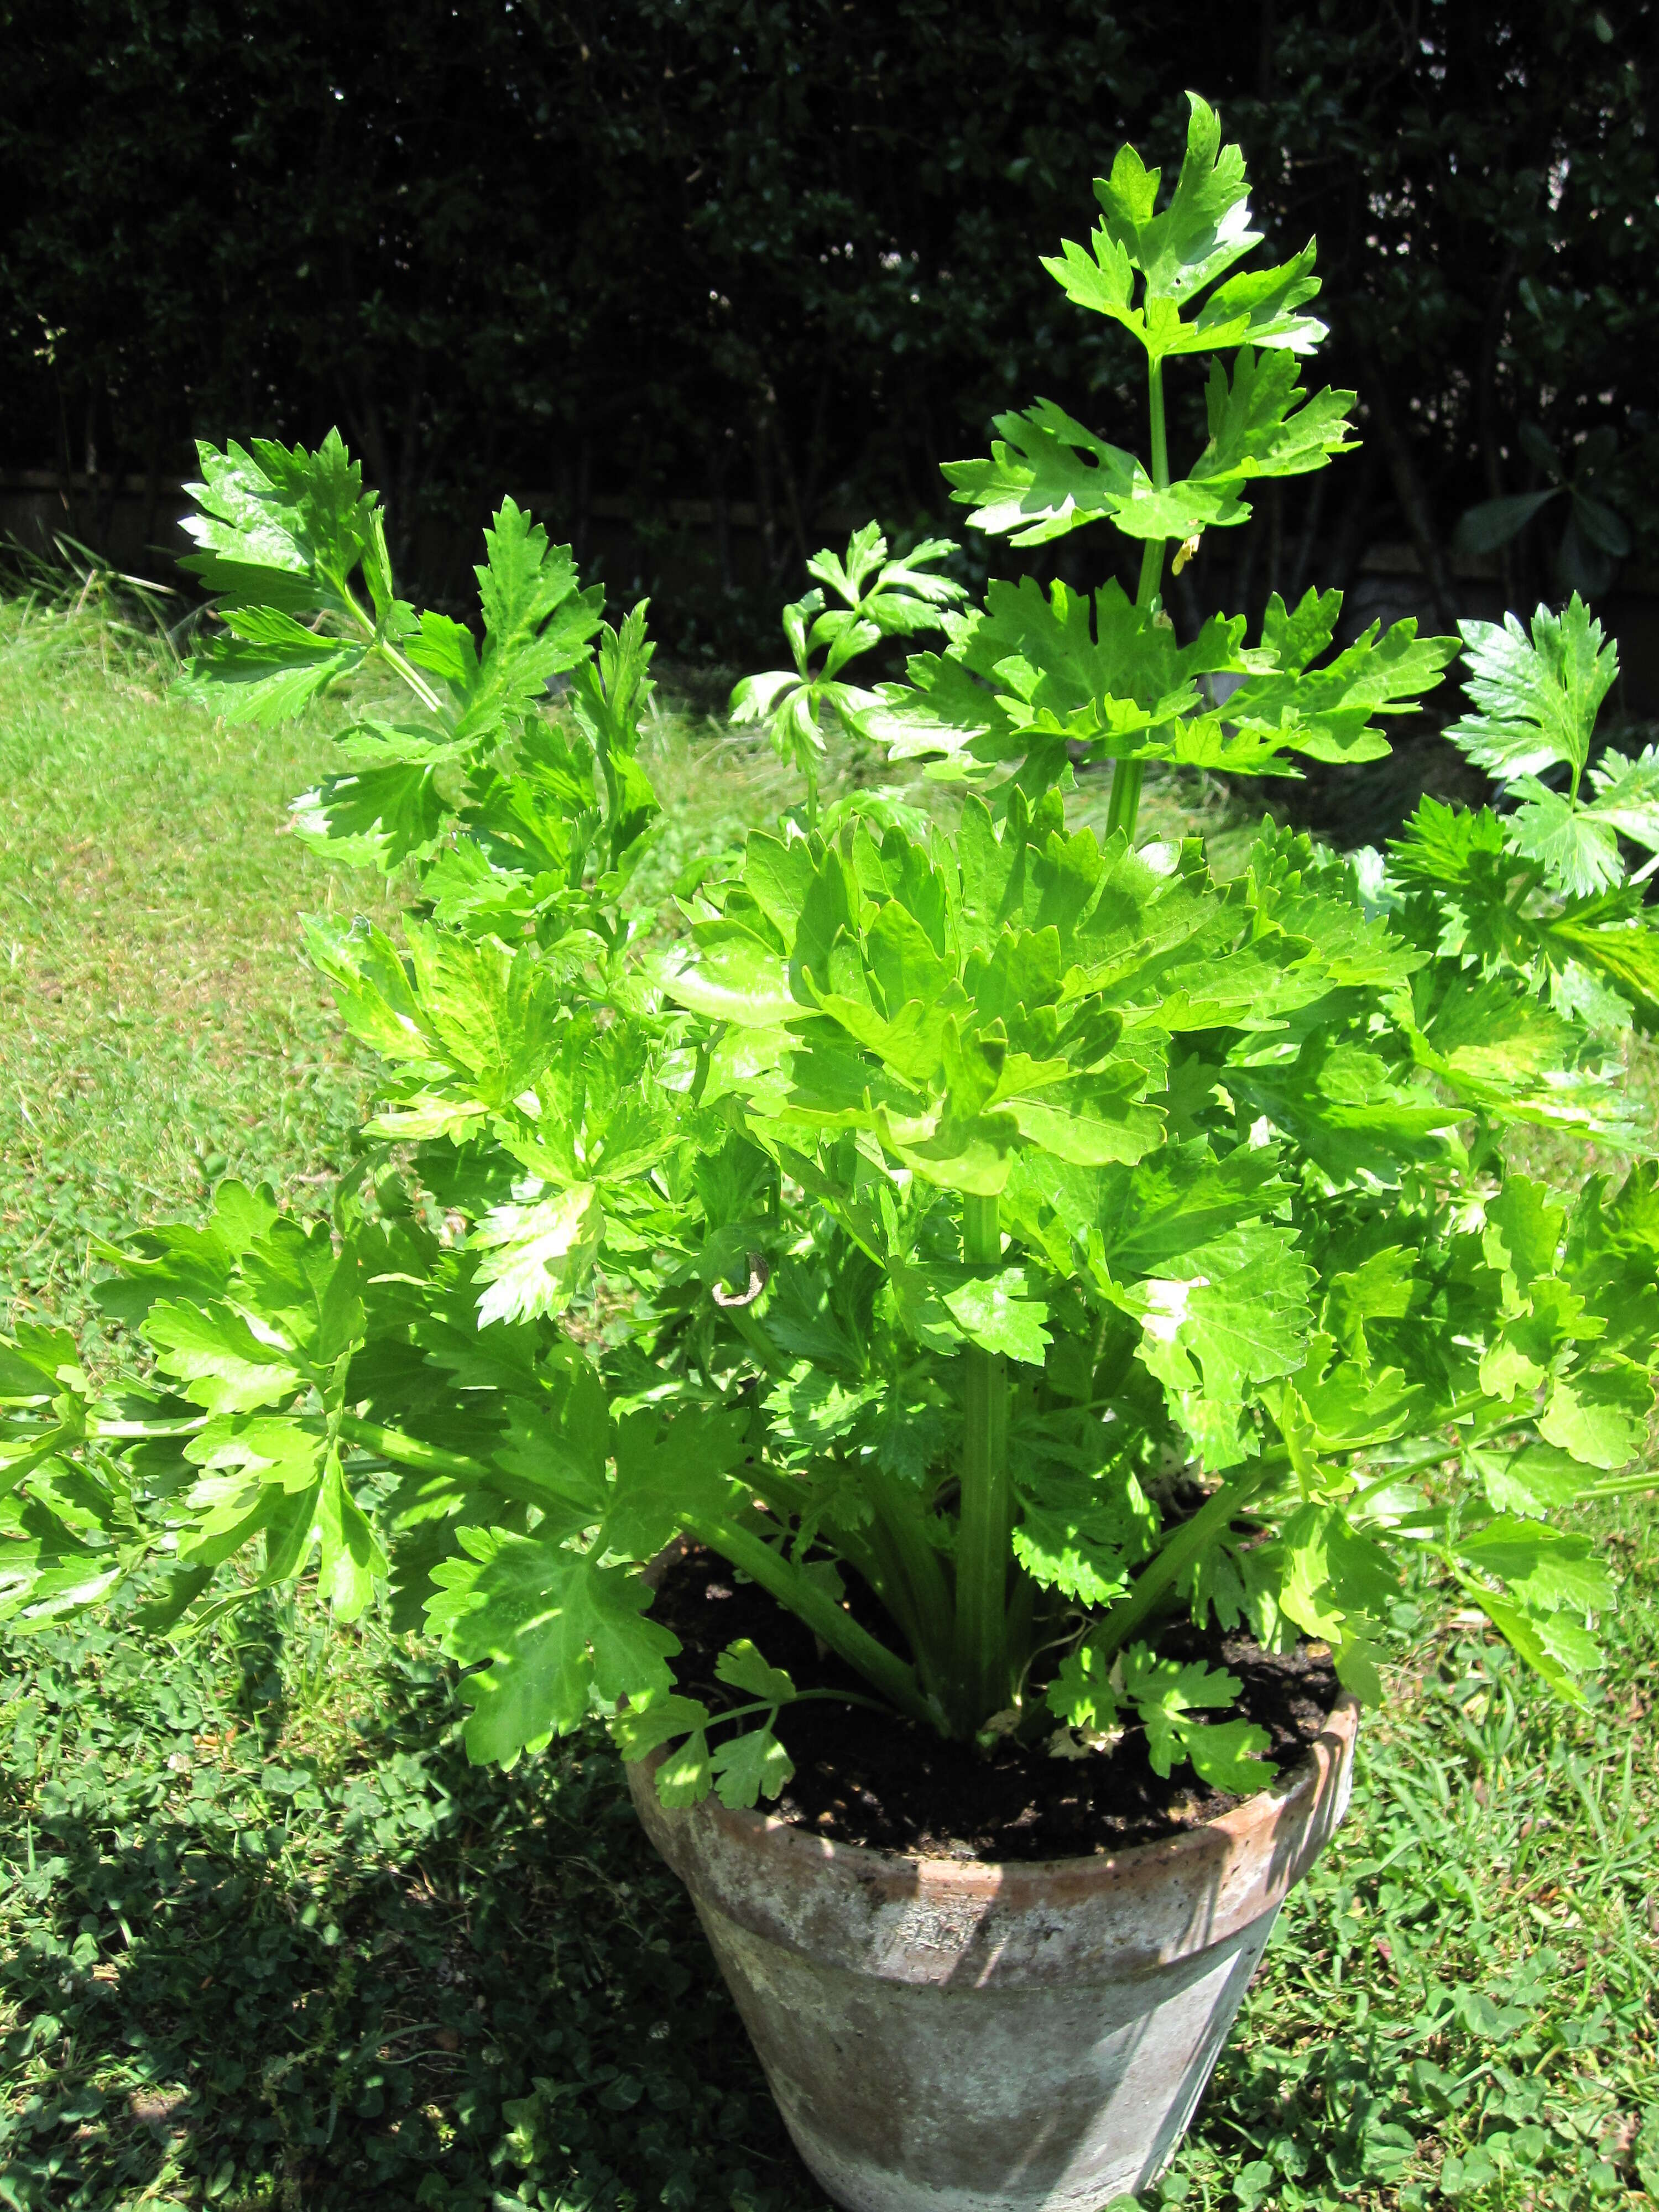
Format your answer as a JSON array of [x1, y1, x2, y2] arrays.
[[0, 602, 1655, 2212]]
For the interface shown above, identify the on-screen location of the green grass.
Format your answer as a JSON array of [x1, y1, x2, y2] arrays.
[[0, 614, 1655, 2211], [0, 594, 392, 1341]]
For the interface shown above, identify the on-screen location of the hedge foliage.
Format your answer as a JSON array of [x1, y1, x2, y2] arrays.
[[1, 1, 1655, 648]]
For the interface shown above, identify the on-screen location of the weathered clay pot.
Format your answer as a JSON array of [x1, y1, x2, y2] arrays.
[[628, 1691, 1358, 2212]]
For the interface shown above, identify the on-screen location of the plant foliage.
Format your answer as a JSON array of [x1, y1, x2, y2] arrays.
[[4, 104, 1657, 1817]]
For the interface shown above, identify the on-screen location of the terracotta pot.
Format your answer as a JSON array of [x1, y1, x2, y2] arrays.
[[628, 1691, 1359, 2212]]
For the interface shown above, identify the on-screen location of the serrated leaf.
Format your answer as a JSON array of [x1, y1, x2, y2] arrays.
[[1119, 1642, 1242, 1777], [1095, 93, 1258, 304], [943, 1271, 1052, 1365], [1448, 596, 1618, 779], [596, 1410, 748, 1563], [1472, 1443, 1590, 1519], [1584, 744, 1659, 857], [1045, 1640, 1120, 1731], [444, 500, 605, 742], [942, 400, 1205, 548], [1455, 1516, 1614, 1614], [1180, 1717, 1276, 1794], [1507, 780, 1623, 898], [709, 1724, 795, 1809], [180, 429, 377, 613], [714, 1639, 797, 1704], [315, 1451, 388, 1621], [655, 1730, 714, 1806], [1538, 1374, 1646, 1469], [426, 1529, 679, 1765], [472, 1185, 603, 1329], [291, 759, 447, 871], [1467, 1587, 1594, 1705], [1190, 349, 1357, 494], [1483, 1178, 1565, 1290], [611, 1693, 711, 1764], [1277, 1502, 1399, 1640], [666, 933, 796, 1028], [143, 1300, 302, 1415]]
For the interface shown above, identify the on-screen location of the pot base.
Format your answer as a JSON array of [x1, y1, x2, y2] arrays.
[[630, 1692, 1357, 2212], [694, 1891, 1282, 2212]]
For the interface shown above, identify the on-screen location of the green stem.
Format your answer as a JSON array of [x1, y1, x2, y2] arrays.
[[951, 1193, 1013, 1730], [857, 1514, 933, 1682], [1580, 1470, 1659, 1499], [339, 1413, 487, 1484], [373, 639, 445, 717], [1104, 756, 1144, 843], [1146, 352, 1170, 497], [863, 1473, 956, 1702], [1105, 356, 1172, 847], [689, 1507, 936, 1730], [339, 1412, 561, 1519], [338, 580, 447, 717], [1091, 1464, 1267, 1664]]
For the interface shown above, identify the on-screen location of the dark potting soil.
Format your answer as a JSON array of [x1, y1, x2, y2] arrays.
[[651, 1543, 1340, 1864]]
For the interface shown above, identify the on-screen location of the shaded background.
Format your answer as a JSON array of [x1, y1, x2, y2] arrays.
[[1, 1, 1655, 748]]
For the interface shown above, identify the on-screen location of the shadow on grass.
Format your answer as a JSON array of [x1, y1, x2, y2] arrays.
[[0, 1606, 817, 2212]]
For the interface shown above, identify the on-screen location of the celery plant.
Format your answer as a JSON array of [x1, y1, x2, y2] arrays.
[[4, 100, 1658, 1813]]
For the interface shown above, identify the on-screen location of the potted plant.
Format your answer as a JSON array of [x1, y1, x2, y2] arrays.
[[4, 94, 1657, 2212]]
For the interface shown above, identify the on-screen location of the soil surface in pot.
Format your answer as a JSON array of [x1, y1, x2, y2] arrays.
[[652, 1545, 1340, 1861]]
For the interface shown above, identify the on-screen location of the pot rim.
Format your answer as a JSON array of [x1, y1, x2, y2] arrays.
[[632, 1687, 1360, 1897]]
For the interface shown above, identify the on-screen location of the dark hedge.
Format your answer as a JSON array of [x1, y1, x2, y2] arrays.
[[1, 0, 1655, 653]]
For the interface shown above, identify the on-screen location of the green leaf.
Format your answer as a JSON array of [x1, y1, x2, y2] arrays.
[[445, 500, 605, 742], [1219, 609, 1456, 771], [1483, 1178, 1565, 1290], [1013, 1459, 1153, 1605], [1276, 1503, 1399, 1640], [0, 1326, 84, 1404], [1045, 1640, 1120, 1732], [143, 1300, 303, 1415], [1387, 795, 1515, 893], [179, 430, 377, 615], [1472, 1443, 1591, 1519], [314, 1451, 388, 1621], [291, 755, 448, 871], [1538, 1373, 1647, 1469], [1465, 1586, 1597, 1705], [1094, 95, 1258, 303], [805, 527, 966, 637], [426, 1530, 679, 1765], [714, 1639, 798, 1705], [1447, 597, 1618, 779], [1507, 780, 1623, 897], [1190, 349, 1357, 495], [1180, 1717, 1276, 1794], [1119, 1642, 1244, 1777], [596, 1410, 749, 1563], [1126, 1221, 1313, 1409], [665, 933, 796, 1027], [181, 612, 363, 726], [610, 1692, 712, 1764], [655, 1731, 715, 1806], [943, 1271, 1052, 1365], [943, 400, 1214, 548], [1455, 1517, 1614, 1614], [472, 1185, 604, 1328], [709, 1724, 796, 1809], [1038, 100, 1323, 363], [1584, 744, 1659, 858]]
